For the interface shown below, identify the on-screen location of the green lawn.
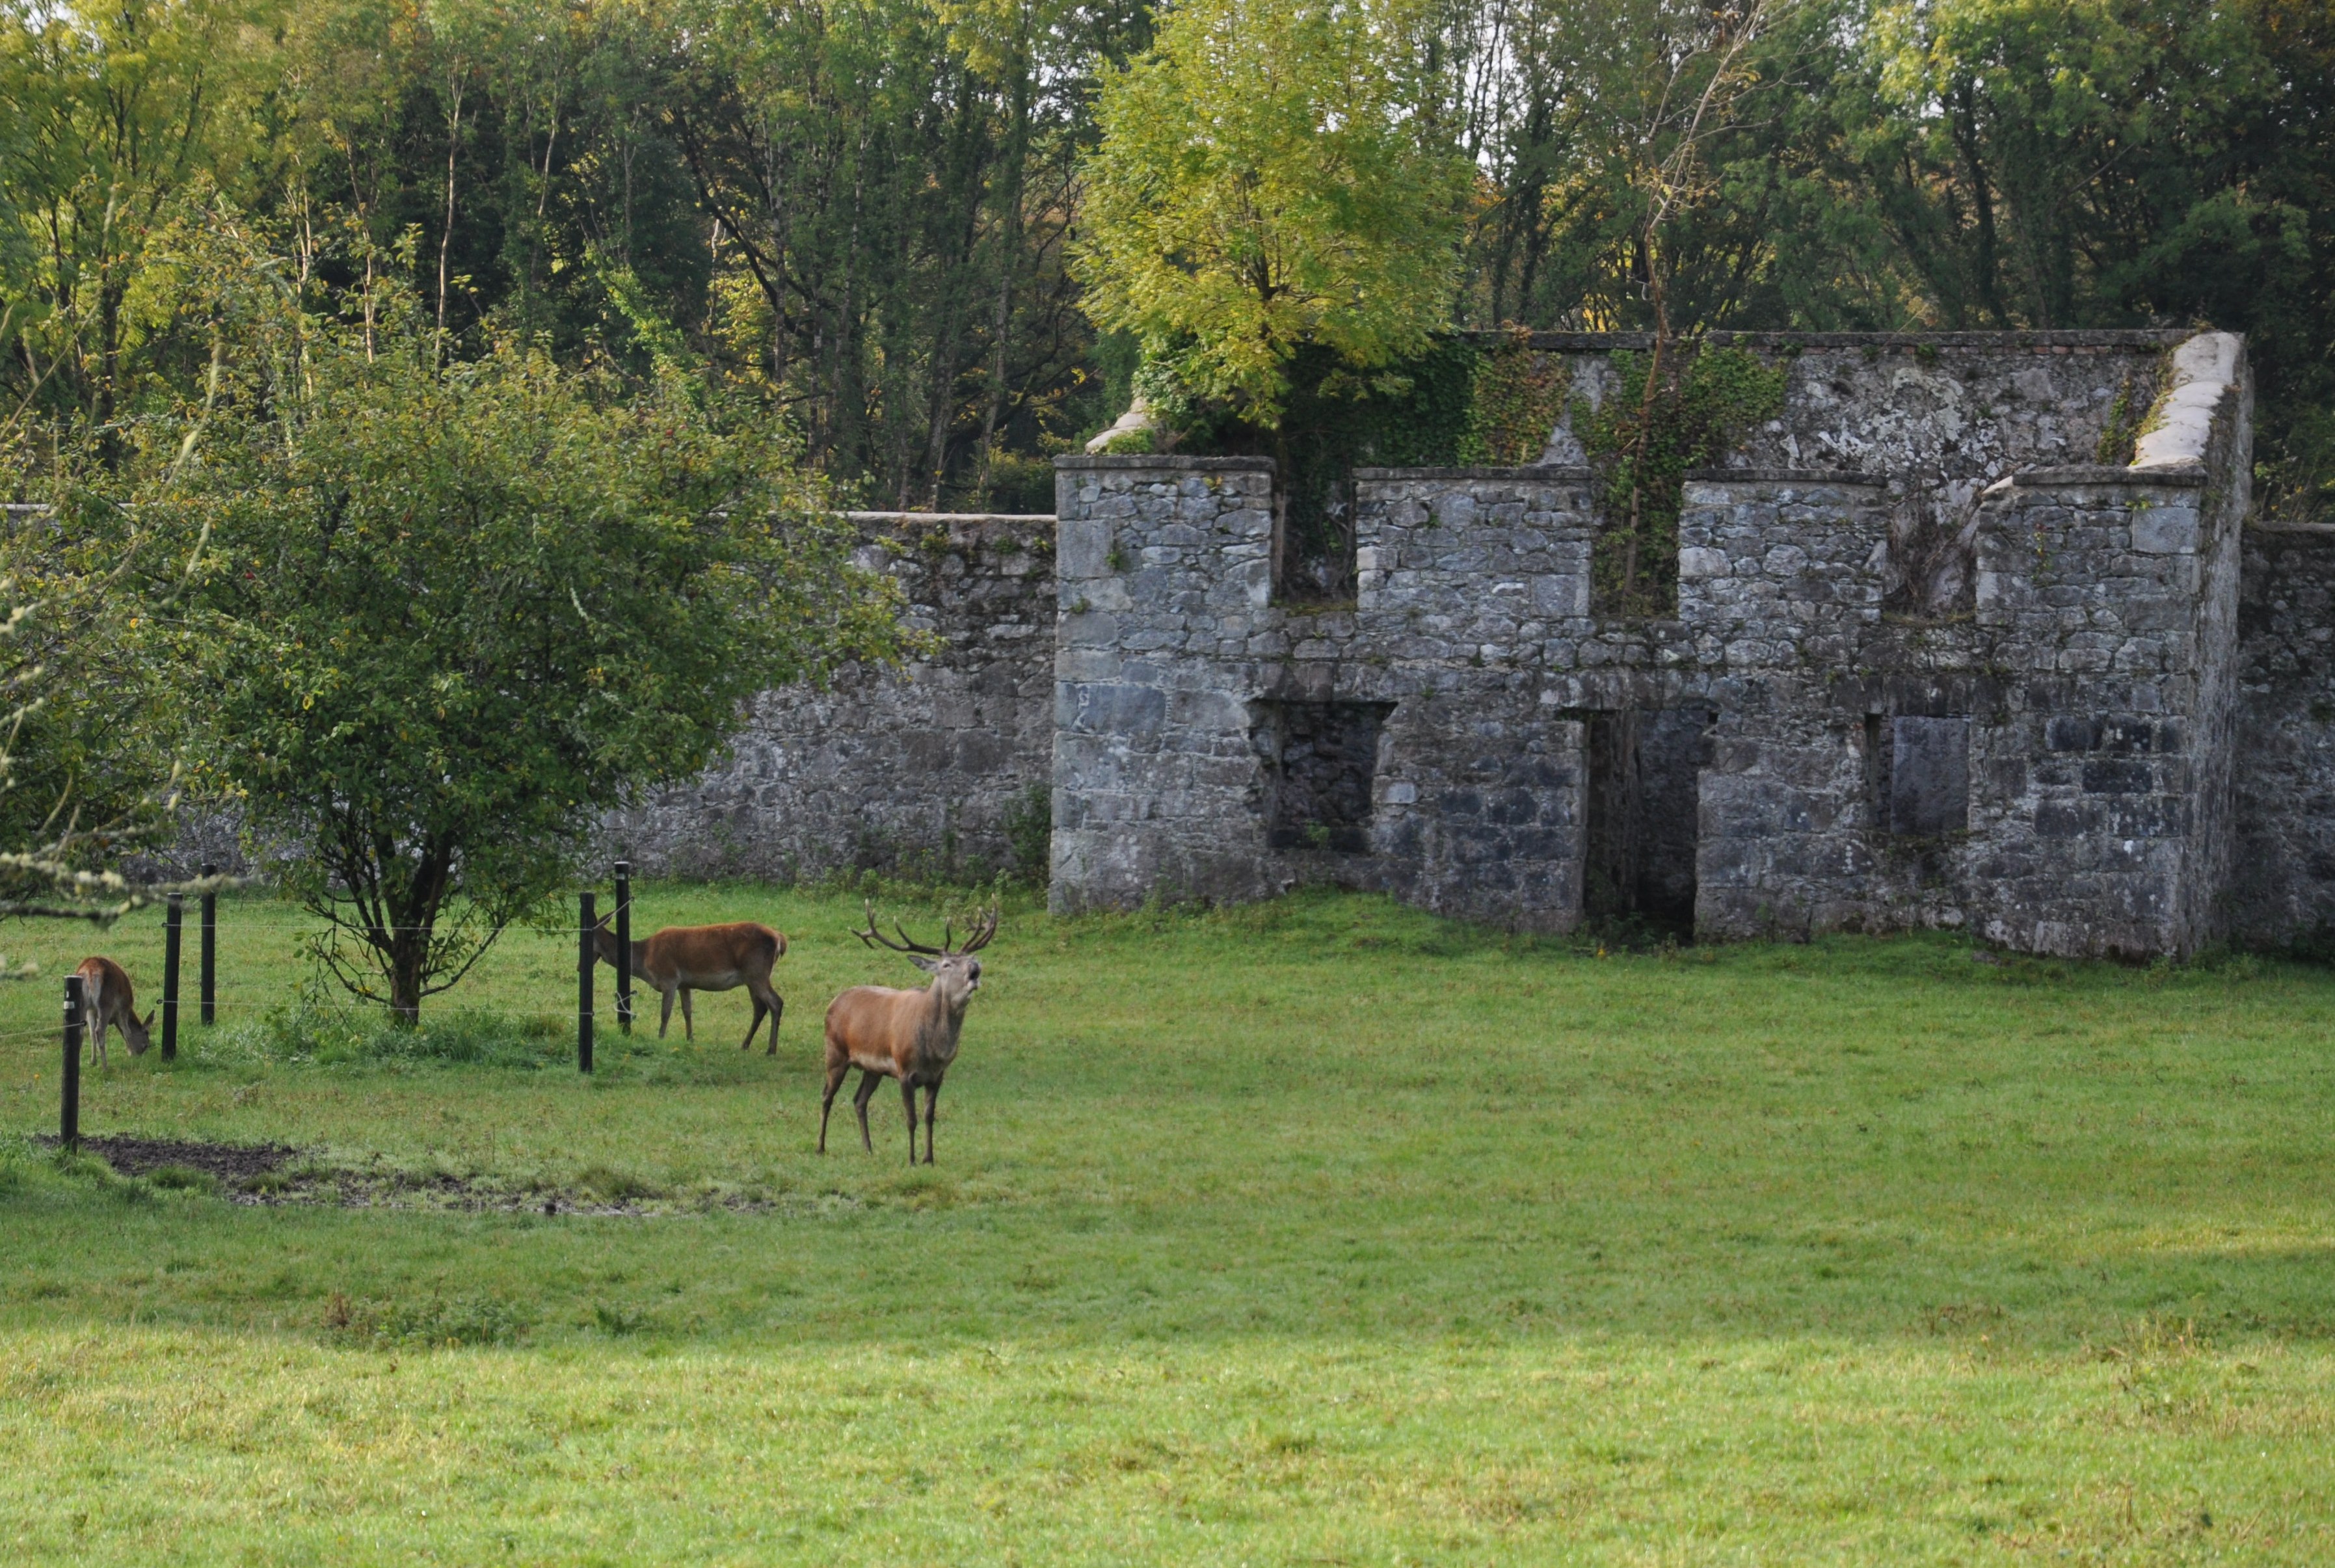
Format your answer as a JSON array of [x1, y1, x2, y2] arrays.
[[2, 884, 2332, 1563]]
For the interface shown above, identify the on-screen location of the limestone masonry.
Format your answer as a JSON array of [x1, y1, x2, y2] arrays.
[[623, 328, 2335, 959]]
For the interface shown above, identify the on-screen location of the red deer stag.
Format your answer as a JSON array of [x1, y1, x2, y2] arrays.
[[73, 956, 153, 1067], [820, 903, 996, 1164], [590, 918, 788, 1052]]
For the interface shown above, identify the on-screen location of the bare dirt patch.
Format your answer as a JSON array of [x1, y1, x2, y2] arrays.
[[42, 1134, 299, 1184], [39, 1134, 792, 1216]]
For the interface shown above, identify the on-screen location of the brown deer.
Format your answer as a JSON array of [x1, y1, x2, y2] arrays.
[[589, 918, 788, 1052], [820, 903, 996, 1164], [73, 957, 153, 1067]]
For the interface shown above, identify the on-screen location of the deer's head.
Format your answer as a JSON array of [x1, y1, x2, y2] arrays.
[[588, 914, 631, 967], [851, 902, 998, 1009], [124, 1008, 154, 1056]]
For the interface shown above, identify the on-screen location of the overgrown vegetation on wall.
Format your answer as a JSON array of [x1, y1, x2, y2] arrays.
[[1144, 333, 1782, 611], [1578, 347, 1788, 617]]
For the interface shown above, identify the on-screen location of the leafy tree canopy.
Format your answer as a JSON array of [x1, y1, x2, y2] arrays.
[[1074, 0, 1474, 424], [115, 215, 908, 1018]]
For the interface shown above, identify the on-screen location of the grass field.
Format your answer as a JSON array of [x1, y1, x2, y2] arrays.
[[2, 883, 2332, 1563]]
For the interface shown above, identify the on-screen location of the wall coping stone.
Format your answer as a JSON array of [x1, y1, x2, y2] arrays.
[[1488, 329, 2191, 352], [2133, 332, 2245, 470], [1684, 468, 1890, 485], [1354, 464, 1593, 481], [1053, 454, 1276, 473], [2008, 464, 2209, 488], [846, 511, 1056, 524]]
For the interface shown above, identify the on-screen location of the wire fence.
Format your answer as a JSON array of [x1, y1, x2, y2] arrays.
[[37, 864, 682, 1149]]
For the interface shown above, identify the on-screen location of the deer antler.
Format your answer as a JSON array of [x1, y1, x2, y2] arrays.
[[957, 905, 1000, 954], [849, 899, 945, 955]]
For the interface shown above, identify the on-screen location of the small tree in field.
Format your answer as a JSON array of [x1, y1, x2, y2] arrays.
[[1074, 0, 1473, 425], [151, 281, 905, 1021]]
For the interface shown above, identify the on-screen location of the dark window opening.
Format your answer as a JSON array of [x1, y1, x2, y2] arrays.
[[1872, 715, 1969, 834], [1583, 706, 1713, 937], [1257, 700, 1394, 853]]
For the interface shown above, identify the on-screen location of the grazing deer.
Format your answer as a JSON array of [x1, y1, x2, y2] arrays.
[[590, 918, 788, 1052], [820, 903, 996, 1164], [73, 956, 153, 1067]]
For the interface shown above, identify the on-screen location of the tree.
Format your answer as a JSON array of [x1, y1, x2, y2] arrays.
[[0, 517, 185, 946], [1074, 0, 1473, 424], [0, 0, 280, 440], [143, 239, 907, 1020]]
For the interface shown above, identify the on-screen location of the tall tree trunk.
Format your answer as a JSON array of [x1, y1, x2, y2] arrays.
[[437, 74, 468, 359], [975, 44, 1034, 502], [1951, 79, 2007, 327]]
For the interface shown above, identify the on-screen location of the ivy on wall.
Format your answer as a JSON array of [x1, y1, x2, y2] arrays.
[[1456, 332, 1568, 465], [1576, 345, 1786, 618]]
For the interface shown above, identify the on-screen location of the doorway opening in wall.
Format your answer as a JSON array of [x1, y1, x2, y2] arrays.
[[1257, 700, 1394, 852], [1583, 707, 1714, 942]]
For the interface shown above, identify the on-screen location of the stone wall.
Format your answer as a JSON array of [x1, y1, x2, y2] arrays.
[[528, 326, 2301, 963], [1965, 467, 2237, 957], [605, 513, 1055, 882], [1348, 468, 1624, 929], [1048, 330, 2260, 958], [1050, 458, 1279, 909], [1676, 473, 1901, 941], [2234, 526, 2335, 948]]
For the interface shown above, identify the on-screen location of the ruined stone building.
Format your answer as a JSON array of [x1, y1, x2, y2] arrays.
[[616, 327, 2335, 961]]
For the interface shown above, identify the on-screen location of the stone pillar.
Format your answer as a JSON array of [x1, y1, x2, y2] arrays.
[[1050, 455, 1278, 912], [1970, 464, 2239, 957]]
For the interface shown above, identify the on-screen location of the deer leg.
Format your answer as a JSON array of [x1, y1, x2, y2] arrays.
[[740, 996, 765, 1052], [818, 1056, 849, 1154], [899, 1078, 921, 1165], [658, 987, 676, 1039], [922, 1082, 940, 1164], [762, 987, 785, 1054], [679, 988, 695, 1042], [88, 1016, 105, 1070], [853, 1068, 883, 1154]]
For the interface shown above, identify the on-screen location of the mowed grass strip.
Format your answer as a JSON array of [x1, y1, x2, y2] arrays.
[[1, 886, 2332, 1563]]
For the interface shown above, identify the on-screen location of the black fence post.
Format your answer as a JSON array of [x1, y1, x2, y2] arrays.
[[61, 974, 83, 1151], [199, 860, 217, 1026], [613, 860, 632, 1035], [161, 895, 183, 1061], [578, 890, 595, 1074]]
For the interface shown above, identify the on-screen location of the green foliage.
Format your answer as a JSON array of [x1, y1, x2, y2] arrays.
[[1456, 332, 1568, 465], [1577, 345, 1787, 617], [0, 514, 180, 905], [1151, 338, 1483, 600], [0, 0, 279, 439], [1002, 782, 1052, 885], [119, 226, 905, 1019], [1076, 0, 1472, 425], [222, 1003, 573, 1070], [2094, 374, 2146, 464]]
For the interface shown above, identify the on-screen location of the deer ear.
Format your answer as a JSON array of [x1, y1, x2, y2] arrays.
[[908, 954, 942, 974], [142, 1009, 155, 1028]]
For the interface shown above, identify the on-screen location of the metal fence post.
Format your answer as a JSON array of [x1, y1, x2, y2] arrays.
[[199, 860, 217, 1026], [613, 860, 632, 1034], [161, 895, 183, 1061], [61, 975, 83, 1150], [578, 890, 595, 1074]]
